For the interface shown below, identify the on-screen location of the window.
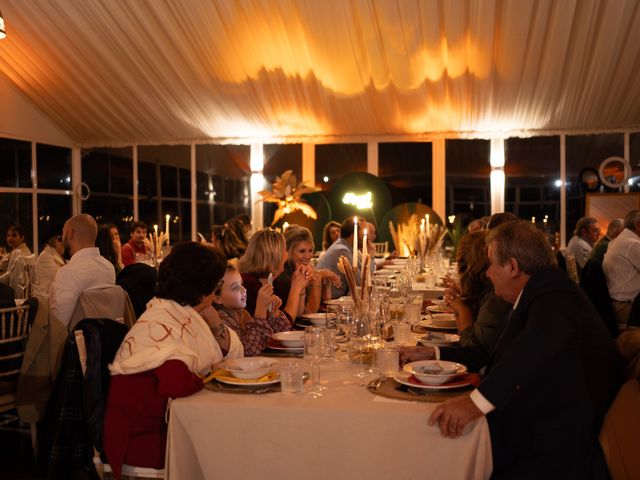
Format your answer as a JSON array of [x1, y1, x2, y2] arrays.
[[37, 194, 72, 251], [37, 144, 72, 190], [0, 193, 33, 251], [379, 142, 432, 206], [0, 139, 31, 188], [316, 144, 367, 189]]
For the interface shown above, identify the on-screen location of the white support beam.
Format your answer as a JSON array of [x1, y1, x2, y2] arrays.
[[133, 145, 139, 220], [432, 139, 446, 221], [71, 147, 82, 215], [190, 143, 197, 241], [560, 134, 567, 248], [31, 142, 38, 253], [489, 138, 505, 215], [367, 142, 379, 176], [624, 132, 630, 193], [250, 143, 264, 230], [302, 143, 315, 185]]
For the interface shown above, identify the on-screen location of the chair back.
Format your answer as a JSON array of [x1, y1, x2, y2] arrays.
[[0, 305, 31, 382], [372, 241, 389, 257], [116, 263, 157, 319], [9, 254, 36, 298], [580, 259, 619, 338], [565, 253, 579, 283], [68, 285, 135, 331]]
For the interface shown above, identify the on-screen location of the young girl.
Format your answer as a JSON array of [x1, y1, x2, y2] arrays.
[[214, 264, 291, 356]]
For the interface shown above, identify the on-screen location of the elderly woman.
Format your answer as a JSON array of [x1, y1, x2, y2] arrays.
[[322, 221, 341, 251], [274, 225, 340, 316], [238, 229, 308, 322], [0, 224, 32, 284], [104, 242, 243, 479]]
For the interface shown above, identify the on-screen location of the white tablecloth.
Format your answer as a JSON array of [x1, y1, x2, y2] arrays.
[[166, 357, 492, 480]]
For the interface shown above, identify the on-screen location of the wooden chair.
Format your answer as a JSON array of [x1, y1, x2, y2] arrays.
[[0, 304, 35, 452], [372, 241, 389, 257], [76, 330, 165, 479]]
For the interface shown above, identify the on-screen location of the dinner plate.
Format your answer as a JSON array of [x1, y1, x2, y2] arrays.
[[215, 374, 281, 387], [266, 339, 304, 353], [419, 333, 460, 346], [418, 317, 457, 331], [302, 312, 336, 325], [325, 297, 355, 306], [393, 371, 473, 390], [412, 283, 445, 292]]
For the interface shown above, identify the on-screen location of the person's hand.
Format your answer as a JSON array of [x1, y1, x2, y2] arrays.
[[300, 263, 317, 283], [271, 295, 283, 316], [255, 283, 274, 318], [428, 395, 484, 438], [290, 264, 310, 292], [318, 268, 341, 288], [399, 345, 435, 366], [196, 304, 222, 327]]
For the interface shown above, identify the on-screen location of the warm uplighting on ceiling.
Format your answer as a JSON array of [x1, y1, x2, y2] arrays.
[[0, 9, 6, 40]]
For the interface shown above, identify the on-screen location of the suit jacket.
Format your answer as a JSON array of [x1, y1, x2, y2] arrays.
[[478, 269, 620, 478]]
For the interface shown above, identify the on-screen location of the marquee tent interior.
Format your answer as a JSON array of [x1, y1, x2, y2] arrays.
[[1, 0, 640, 147]]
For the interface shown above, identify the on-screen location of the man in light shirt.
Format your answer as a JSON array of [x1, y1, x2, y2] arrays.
[[50, 214, 116, 327], [403, 221, 617, 477], [603, 210, 640, 328], [565, 216, 600, 269]]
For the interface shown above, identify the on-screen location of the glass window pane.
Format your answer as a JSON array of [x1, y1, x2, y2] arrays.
[[160, 165, 178, 198], [264, 144, 302, 183], [0, 138, 31, 188], [315, 144, 367, 189], [379, 142, 432, 206], [110, 151, 133, 195], [138, 161, 158, 198], [82, 195, 134, 234], [566, 133, 624, 239], [446, 139, 491, 225], [179, 168, 191, 199], [0, 193, 33, 251], [82, 147, 133, 195], [82, 151, 109, 193], [37, 194, 72, 251], [162, 200, 191, 243], [139, 198, 159, 235], [37, 144, 71, 190], [505, 136, 560, 234]]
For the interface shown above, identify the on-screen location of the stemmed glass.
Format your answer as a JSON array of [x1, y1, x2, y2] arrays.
[[349, 313, 369, 384], [15, 270, 29, 303], [304, 326, 325, 397]]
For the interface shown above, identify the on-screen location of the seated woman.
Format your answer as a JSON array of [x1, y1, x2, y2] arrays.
[[210, 224, 246, 261], [96, 224, 123, 274], [215, 263, 289, 356], [0, 224, 32, 283], [322, 220, 341, 251], [238, 229, 308, 321], [401, 230, 512, 371], [104, 242, 243, 479], [274, 225, 340, 316]]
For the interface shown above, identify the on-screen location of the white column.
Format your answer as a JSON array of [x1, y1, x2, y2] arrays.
[[71, 147, 82, 215], [133, 145, 139, 220], [250, 143, 264, 230], [190, 143, 197, 241], [302, 143, 315, 185], [432, 139, 446, 221], [367, 142, 379, 176], [31, 142, 38, 253], [624, 132, 630, 193], [560, 134, 567, 248], [489, 138, 505, 214]]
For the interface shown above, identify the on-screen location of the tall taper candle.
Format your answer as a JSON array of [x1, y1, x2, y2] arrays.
[[165, 214, 170, 245], [353, 216, 358, 269], [426, 214, 430, 238]]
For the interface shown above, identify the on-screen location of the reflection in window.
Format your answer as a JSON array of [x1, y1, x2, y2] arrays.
[[37, 144, 72, 190], [505, 136, 560, 240], [566, 134, 623, 239], [0, 138, 31, 188], [379, 142, 432, 206], [37, 194, 72, 251], [0, 193, 33, 251], [446, 140, 491, 226]]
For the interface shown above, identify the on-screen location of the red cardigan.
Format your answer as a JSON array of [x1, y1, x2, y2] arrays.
[[103, 360, 203, 479]]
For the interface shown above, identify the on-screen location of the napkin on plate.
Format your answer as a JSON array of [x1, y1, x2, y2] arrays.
[[203, 369, 278, 384]]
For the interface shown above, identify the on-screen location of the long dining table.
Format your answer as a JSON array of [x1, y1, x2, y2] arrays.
[[165, 353, 493, 480]]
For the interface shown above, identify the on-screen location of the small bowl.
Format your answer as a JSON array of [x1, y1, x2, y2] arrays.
[[302, 312, 336, 326], [403, 360, 467, 385], [430, 313, 457, 327], [224, 357, 278, 380], [272, 331, 305, 347]]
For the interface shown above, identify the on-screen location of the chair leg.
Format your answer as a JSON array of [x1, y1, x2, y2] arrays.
[[29, 422, 37, 458]]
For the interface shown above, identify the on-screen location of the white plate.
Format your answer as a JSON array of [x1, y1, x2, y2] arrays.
[[266, 341, 304, 353], [215, 374, 281, 387], [430, 313, 457, 328], [419, 333, 460, 346], [412, 283, 445, 292], [418, 317, 458, 331], [393, 371, 472, 390], [325, 297, 355, 306], [382, 265, 402, 271], [272, 331, 305, 347], [403, 360, 467, 385], [302, 312, 336, 325]]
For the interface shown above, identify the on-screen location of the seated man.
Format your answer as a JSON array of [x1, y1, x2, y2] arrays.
[[403, 221, 618, 478], [317, 217, 375, 299], [566, 216, 600, 269], [50, 214, 116, 328], [589, 218, 623, 263], [121, 221, 151, 267], [603, 210, 640, 328]]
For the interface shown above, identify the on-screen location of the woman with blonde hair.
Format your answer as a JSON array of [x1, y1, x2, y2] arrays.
[[238, 229, 309, 322], [274, 225, 340, 316]]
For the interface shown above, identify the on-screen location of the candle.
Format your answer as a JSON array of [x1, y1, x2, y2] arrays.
[[154, 224, 158, 237], [420, 219, 425, 234], [353, 216, 358, 269], [426, 214, 430, 237], [165, 214, 171, 245]]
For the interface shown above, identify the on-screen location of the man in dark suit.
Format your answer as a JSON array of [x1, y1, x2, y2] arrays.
[[408, 221, 619, 478]]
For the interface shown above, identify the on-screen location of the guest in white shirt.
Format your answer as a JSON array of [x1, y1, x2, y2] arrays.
[[603, 210, 640, 327], [50, 214, 116, 327], [565, 216, 600, 269], [33, 235, 66, 297], [0, 224, 32, 284]]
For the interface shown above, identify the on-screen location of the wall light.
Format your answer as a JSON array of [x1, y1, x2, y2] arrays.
[[342, 191, 373, 210]]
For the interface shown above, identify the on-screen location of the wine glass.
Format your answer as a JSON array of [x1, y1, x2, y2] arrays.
[[349, 313, 370, 384], [15, 270, 28, 302], [304, 326, 325, 397]]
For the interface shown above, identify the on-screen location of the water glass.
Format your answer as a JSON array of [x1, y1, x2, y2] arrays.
[[304, 326, 325, 396], [393, 322, 411, 345], [376, 347, 400, 377], [321, 328, 335, 358], [404, 303, 422, 326], [279, 362, 304, 394]]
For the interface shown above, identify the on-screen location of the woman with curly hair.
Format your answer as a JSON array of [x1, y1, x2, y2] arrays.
[[104, 242, 243, 478], [210, 224, 246, 260], [443, 230, 512, 355]]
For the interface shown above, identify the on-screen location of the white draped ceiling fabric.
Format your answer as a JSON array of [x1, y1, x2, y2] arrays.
[[0, 0, 640, 147]]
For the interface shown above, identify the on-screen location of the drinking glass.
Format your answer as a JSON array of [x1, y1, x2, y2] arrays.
[[304, 326, 325, 397], [337, 305, 353, 338], [279, 362, 304, 394], [349, 314, 370, 384]]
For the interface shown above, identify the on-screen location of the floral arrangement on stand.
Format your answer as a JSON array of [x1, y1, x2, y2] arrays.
[[389, 214, 446, 259], [257, 170, 320, 225]]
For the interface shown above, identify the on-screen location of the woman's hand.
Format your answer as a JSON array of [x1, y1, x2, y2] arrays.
[[399, 346, 435, 366], [271, 295, 283, 316], [290, 264, 310, 292], [317, 268, 341, 288], [444, 288, 473, 333], [196, 304, 231, 353], [255, 283, 274, 318]]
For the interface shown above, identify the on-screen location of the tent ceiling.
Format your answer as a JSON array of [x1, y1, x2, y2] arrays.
[[1, 0, 640, 147]]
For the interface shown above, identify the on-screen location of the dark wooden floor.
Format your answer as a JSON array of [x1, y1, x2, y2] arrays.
[[0, 414, 42, 480]]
